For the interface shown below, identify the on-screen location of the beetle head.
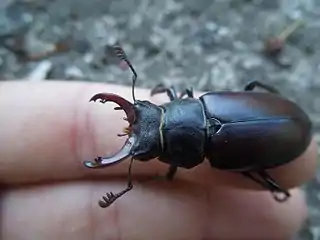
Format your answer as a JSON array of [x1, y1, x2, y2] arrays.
[[83, 44, 162, 169], [83, 93, 137, 168]]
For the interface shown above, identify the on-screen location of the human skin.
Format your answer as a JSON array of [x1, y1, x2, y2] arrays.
[[0, 80, 317, 240]]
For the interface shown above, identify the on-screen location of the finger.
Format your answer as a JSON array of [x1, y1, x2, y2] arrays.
[[1, 181, 307, 240], [0, 81, 316, 190]]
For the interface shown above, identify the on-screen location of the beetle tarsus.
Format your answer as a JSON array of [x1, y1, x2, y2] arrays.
[[244, 81, 280, 94], [179, 87, 194, 98], [257, 170, 291, 201], [242, 170, 290, 202], [272, 191, 290, 202], [98, 157, 134, 208], [150, 84, 194, 101]]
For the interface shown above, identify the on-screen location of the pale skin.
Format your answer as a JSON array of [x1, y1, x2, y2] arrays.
[[0, 80, 317, 240]]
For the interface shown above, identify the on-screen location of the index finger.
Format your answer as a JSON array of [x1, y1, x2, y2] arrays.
[[0, 81, 316, 191]]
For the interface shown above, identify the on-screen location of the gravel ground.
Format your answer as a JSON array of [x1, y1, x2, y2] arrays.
[[0, 0, 319, 239]]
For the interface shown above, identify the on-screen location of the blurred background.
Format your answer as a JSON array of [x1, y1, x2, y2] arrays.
[[0, 0, 319, 238]]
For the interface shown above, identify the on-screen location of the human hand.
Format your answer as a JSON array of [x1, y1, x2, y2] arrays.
[[0, 81, 317, 240]]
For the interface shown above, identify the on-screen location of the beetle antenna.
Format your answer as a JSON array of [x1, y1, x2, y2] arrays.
[[113, 45, 137, 102]]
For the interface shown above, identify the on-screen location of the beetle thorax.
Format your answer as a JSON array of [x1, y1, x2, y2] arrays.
[[156, 98, 208, 169]]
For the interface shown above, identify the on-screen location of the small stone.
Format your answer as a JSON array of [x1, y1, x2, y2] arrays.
[[210, 59, 237, 90], [233, 41, 247, 50], [277, 55, 293, 68], [24, 33, 56, 57], [242, 57, 263, 70], [217, 26, 230, 37], [149, 34, 163, 46], [205, 22, 218, 31], [205, 55, 219, 64], [83, 53, 94, 64], [129, 13, 143, 29], [25, 60, 52, 81], [65, 66, 84, 80], [101, 15, 117, 27]]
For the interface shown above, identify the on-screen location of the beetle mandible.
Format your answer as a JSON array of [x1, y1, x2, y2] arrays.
[[83, 45, 312, 208]]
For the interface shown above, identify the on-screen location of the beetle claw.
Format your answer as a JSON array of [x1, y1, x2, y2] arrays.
[[83, 136, 135, 168], [272, 190, 290, 202], [83, 157, 103, 168], [85, 93, 136, 169], [89, 93, 135, 124]]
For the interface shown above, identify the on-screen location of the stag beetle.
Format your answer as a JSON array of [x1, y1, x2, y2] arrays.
[[83, 45, 312, 208]]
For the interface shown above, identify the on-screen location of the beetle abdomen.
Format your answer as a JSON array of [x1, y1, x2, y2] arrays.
[[205, 118, 312, 171], [200, 92, 312, 171], [200, 92, 308, 122]]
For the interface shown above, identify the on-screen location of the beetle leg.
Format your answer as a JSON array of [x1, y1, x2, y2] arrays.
[[179, 87, 194, 98], [244, 81, 280, 94], [165, 165, 178, 180], [150, 83, 178, 101], [257, 170, 291, 202], [242, 172, 269, 188], [136, 165, 178, 184], [242, 170, 290, 202]]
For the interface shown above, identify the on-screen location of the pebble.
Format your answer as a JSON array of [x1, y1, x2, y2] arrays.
[[25, 60, 52, 81], [65, 65, 84, 80]]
